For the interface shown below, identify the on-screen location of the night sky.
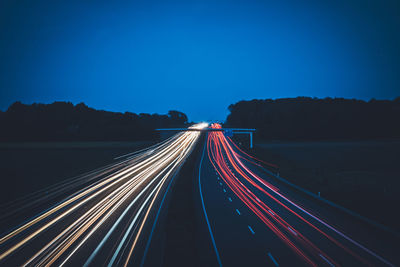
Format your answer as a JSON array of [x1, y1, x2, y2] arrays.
[[1, 0, 399, 121]]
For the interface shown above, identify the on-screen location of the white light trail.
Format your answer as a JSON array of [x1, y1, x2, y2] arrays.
[[0, 123, 207, 266]]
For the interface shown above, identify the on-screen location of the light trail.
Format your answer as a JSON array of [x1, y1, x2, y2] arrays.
[[207, 123, 394, 267], [0, 123, 206, 266]]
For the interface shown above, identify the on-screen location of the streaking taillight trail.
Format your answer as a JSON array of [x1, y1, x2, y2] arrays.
[[207, 123, 393, 266]]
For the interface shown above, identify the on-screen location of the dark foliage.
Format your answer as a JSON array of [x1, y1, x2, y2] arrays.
[[226, 97, 400, 140], [0, 102, 189, 141]]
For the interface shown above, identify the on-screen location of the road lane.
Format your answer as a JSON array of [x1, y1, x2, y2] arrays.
[[0, 123, 207, 266], [199, 123, 398, 266]]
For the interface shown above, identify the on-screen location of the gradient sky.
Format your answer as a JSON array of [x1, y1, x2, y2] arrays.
[[1, 0, 399, 121]]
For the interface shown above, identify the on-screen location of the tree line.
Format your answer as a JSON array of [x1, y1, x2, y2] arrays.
[[0, 102, 188, 141], [2, 97, 399, 142], [225, 97, 400, 141]]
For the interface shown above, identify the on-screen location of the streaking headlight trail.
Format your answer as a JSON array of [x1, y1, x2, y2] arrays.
[[0, 123, 207, 266]]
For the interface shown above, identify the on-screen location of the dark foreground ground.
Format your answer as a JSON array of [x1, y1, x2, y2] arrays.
[[0, 141, 153, 206], [240, 139, 400, 231], [1, 139, 398, 232], [162, 136, 400, 266], [0, 138, 398, 266]]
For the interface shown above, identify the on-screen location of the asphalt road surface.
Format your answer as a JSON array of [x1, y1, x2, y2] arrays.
[[197, 123, 398, 266], [0, 123, 206, 266], [1, 122, 399, 266]]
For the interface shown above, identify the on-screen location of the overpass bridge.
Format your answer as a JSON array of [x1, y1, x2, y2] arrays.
[[156, 127, 256, 148]]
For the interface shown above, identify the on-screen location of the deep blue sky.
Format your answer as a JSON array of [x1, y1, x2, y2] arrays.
[[1, 0, 399, 121]]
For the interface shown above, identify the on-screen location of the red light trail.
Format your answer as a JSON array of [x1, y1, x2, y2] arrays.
[[207, 123, 392, 266]]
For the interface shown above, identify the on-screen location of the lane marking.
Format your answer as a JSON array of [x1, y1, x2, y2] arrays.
[[257, 168, 396, 266], [255, 197, 261, 203], [219, 182, 222, 186], [268, 210, 275, 216], [228, 197, 232, 202], [199, 140, 223, 267], [236, 209, 241, 215], [223, 189, 226, 193], [215, 130, 395, 267], [248, 225, 255, 235], [319, 254, 335, 267], [287, 226, 298, 236], [268, 252, 279, 266]]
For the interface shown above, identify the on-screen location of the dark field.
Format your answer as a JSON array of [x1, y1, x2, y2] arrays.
[[0, 141, 153, 205], [1, 139, 399, 233], [249, 140, 400, 231]]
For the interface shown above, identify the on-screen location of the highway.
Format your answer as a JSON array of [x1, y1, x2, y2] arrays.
[[1, 121, 399, 266], [0, 123, 207, 266], [198, 123, 398, 266]]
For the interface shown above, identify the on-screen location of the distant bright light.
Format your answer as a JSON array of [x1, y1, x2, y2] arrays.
[[189, 122, 209, 129]]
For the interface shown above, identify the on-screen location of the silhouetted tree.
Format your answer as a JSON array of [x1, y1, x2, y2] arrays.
[[226, 97, 400, 141], [168, 110, 188, 126], [0, 102, 189, 142]]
